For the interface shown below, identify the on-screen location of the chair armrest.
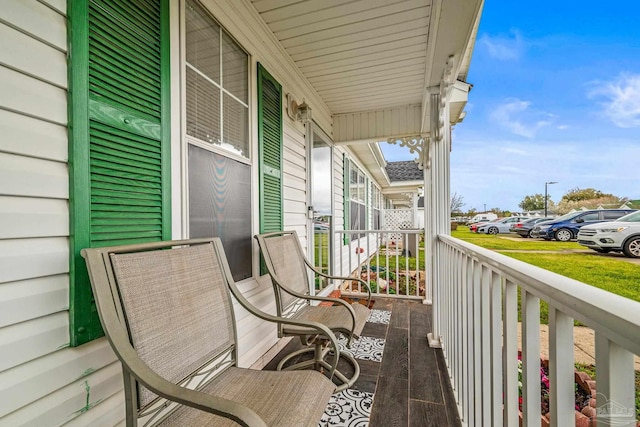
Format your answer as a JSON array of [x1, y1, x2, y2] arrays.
[[303, 258, 372, 305], [212, 240, 341, 380], [82, 246, 268, 427]]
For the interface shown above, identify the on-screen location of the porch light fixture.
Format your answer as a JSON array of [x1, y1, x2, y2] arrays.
[[297, 100, 312, 123], [286, 93, 312, 123]]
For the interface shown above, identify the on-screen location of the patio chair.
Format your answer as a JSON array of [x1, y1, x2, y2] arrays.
[[81, 238, 338, 427], [254, 231, 372, 391]]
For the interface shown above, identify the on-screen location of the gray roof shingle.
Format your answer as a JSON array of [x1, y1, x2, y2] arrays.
[[385, 161, 423, 182]]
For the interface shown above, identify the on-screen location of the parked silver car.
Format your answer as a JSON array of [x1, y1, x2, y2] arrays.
[[577, 211, 640, 257]]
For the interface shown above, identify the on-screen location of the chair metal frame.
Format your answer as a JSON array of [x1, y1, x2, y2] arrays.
[[82, 238, 340, 427], [254, 230, 372, 391]]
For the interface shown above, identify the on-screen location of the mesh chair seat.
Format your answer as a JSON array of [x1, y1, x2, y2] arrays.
[[82, 238, 339, 426], [285, 303, 370, 338], [159, 367, 335, 427]]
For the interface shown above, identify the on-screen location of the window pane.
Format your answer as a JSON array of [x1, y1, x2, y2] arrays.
[[350, 201, 365, 238], [188, 144, 252, 281], [222, 93, 249, 157], [222, 32, 248, 103], [581, 213, 598, 221], [185, 0, 220, 83], [186, 67, 220, 143]]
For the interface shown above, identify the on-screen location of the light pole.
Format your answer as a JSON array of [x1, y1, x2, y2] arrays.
[[544, 181, 558, 217]]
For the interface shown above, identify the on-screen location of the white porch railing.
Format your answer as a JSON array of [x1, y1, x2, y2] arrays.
[[334, 229, 425, 299], [434, 234, 640, 427]]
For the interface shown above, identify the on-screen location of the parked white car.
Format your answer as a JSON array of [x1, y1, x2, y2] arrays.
[[477, 216, 530, 235], [577, 211, 640, 257]]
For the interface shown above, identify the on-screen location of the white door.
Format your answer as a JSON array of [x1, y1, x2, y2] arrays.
[[307, 124, 333, 293]]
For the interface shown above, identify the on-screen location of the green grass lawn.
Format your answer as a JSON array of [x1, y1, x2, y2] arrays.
[[452, 227, 583, 251]]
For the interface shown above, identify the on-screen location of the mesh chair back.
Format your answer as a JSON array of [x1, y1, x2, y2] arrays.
[[260, 233, 310, 312], [110, 243, 236, 408]]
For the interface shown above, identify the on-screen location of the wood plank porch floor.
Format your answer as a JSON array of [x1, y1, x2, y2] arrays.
[[263, 298, 461, 427]]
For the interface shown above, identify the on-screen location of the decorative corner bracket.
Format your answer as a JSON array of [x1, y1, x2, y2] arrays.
[[387, 135, 430, 170]]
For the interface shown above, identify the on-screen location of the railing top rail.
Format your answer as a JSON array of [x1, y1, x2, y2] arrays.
[[334, 229, 423, 234], [439, 234, 640, 356]]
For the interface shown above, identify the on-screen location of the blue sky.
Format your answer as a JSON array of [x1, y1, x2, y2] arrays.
[[383, 2, 640, 212]]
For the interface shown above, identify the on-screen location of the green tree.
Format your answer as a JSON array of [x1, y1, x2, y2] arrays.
[[518, 194, 546, 211], [561, 187, 611, 202]]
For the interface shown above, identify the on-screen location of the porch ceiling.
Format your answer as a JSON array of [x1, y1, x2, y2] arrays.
[[250, 0, 433, 115]]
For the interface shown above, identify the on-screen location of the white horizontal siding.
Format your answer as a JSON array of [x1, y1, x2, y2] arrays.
[[0, 274, 68, 328], [0, 237, 68, 284], [0, 109, 67, 161], [0, 21, 67, 87], [0, 152, 68, 199], [39, 0, 66, 16], [0, 2, 79, 425], [1, 361, 122, 426], [63, 390, 126, 427], [0, 0, 66, 51], [0, 339, 117, 418], [0, 196, 68, 239], [0, 66, 67, 125], [0, 312, 69, 373]]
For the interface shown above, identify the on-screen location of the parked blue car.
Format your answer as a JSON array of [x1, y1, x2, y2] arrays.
[[531, 209, 636, 241]]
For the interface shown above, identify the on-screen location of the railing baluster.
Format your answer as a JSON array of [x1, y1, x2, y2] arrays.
[[595, 333, 636, 427], [521, 290, 541, 427], [548, 307, 575, 427], [472, 261, 482, 424], [404, 233, 409, 296], [456, 249, 463, 409], [490, 270, 503, 427], [480, 265, 491, 427], [385, 232, 390, 296], [461, 254, 470, 424], [465, 257, 475, 426], [503, 279, 519, 427]]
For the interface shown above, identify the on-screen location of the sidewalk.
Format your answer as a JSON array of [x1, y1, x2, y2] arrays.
[[517, 323, 640, 370]]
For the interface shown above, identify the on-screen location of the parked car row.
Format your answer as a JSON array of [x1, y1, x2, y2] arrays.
[[476, 216, 530, 234], [465, 209, 640, 259], [530, 209, 635, 241]]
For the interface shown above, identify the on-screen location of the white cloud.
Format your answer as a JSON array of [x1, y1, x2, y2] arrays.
[[557, 125, 569, 130], [489, 99, 553, 138], [589, 73, 640, 128], [478, 30, 524, 61]]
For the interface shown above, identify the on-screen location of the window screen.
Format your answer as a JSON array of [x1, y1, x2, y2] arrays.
[[188, 145, 252, 281]]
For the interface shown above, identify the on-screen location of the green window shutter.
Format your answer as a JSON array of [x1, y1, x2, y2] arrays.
[[257, 63, 283, 235], [68, 0, 171, 346], [343, 153, 350, 244]]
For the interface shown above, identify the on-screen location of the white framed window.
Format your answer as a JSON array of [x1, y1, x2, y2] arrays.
[[372, 186, 382, 230], [349, 161, 367, 236], [184, 0, 252, 281]]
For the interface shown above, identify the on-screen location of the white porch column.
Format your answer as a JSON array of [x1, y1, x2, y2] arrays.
[[427, 81, 452, 348]]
